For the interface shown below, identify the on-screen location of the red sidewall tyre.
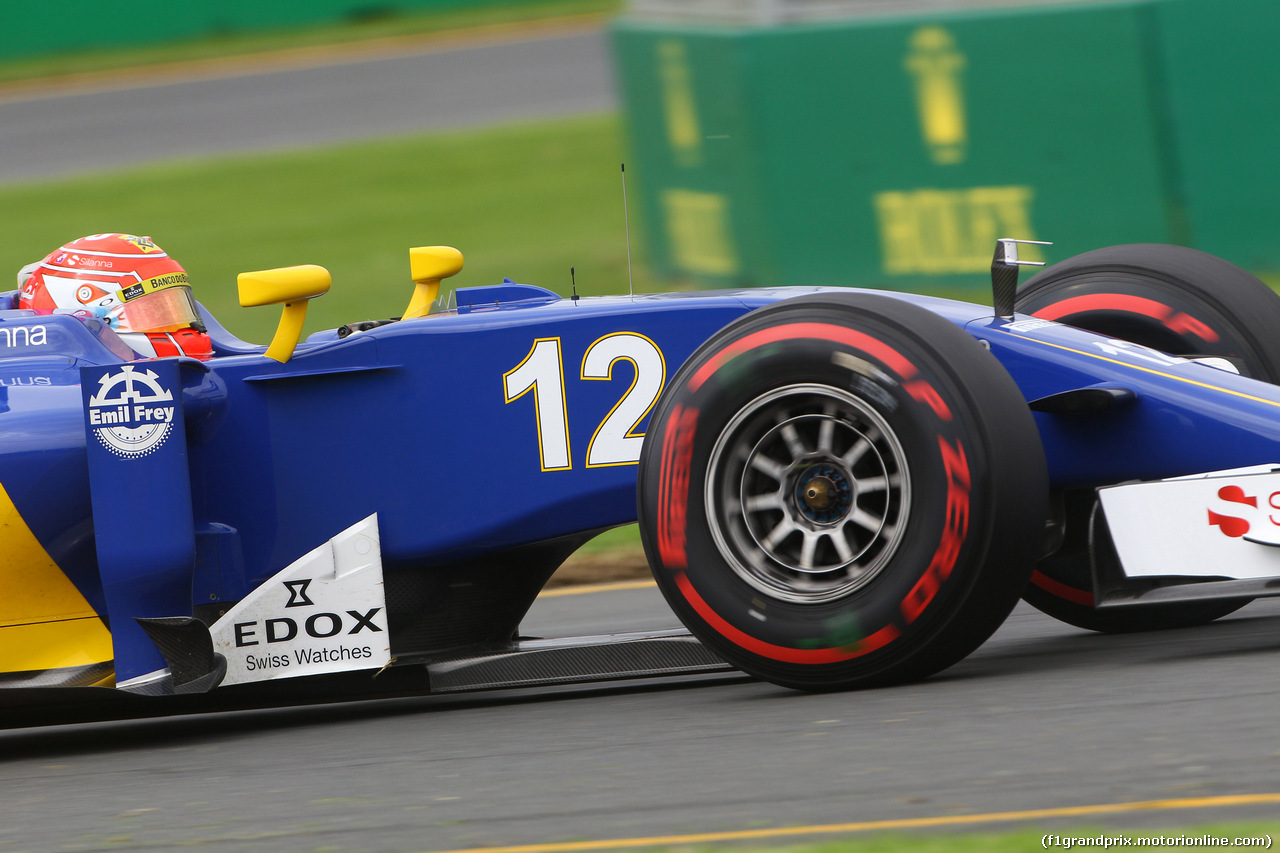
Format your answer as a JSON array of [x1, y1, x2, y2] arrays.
[[638, 293, 1047, 690]]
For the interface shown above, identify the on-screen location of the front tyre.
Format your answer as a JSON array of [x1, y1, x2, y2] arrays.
[[638, 293, 1048, 691], [1017, 243, 1279, 632]]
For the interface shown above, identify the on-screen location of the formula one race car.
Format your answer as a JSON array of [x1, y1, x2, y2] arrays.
[[6, 235, 1280, 718]]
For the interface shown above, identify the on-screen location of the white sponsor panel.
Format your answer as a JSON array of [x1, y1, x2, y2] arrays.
[[1099, 466, 1280, 580], [211, 514, 390, 685]]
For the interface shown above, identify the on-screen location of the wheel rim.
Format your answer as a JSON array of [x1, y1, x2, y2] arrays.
[[705, 383, 911, 604]]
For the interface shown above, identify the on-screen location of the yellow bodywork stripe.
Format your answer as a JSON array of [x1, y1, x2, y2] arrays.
[[0, 481, 112, 673], [0, 619, 113, 672]]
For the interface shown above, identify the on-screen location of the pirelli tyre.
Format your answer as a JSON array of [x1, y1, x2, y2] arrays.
[[637, 293, 1048, 691], [1017, 243, 1280, 632]]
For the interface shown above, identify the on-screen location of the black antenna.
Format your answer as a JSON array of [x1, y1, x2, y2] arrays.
[[571, 266, 579, 302], [621, 163, 634, 299]]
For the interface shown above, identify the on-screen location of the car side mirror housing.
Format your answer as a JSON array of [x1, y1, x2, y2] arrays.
[[403, 246, 464, 320], [237, 264, 332, 363]]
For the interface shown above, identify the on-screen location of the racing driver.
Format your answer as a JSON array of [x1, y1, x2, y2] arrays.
[[16, 233, 213, 360]]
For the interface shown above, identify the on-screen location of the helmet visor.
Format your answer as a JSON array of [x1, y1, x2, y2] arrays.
[[118, 285, 201, 333]]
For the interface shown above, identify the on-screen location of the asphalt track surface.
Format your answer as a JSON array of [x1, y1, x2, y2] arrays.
[[0, 24, 614, 185], [4, 588, 1280, 852]]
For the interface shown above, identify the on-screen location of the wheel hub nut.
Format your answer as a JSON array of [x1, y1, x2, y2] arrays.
[[803, 477, 836, 510], [794, 464, 853, 524]]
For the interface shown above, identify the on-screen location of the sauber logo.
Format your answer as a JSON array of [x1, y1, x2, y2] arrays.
[[87, 365, 175, 458], [1207, 484, 1280, 546], [1099, 469, 1280, 582]]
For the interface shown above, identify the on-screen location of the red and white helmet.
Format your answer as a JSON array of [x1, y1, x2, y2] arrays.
[[19, 233, 212, 360]]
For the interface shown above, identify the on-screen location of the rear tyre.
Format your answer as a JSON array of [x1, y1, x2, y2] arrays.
[[638, 293, 1048, 690], [1017, 243, 1280, 632]]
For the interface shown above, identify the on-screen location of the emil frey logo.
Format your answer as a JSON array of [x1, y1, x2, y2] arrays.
[[1207, 484, 1280, 546], [87, 365, 176, 458]]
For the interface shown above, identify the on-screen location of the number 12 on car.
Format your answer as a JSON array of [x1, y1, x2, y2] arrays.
[[503, 333, 666, 471]]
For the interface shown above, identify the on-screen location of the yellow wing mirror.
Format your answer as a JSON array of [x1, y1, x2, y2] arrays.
[[403, 246, 464, 320], [237, 264, 332, 363]]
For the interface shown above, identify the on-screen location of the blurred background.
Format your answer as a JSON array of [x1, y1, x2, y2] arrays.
[[1, 0, 1276, 343], [615, 0, 1280, 294]]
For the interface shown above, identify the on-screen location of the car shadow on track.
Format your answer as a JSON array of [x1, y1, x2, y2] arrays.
[[943, 605, 1280, 683], [0, 672, 757, 759]]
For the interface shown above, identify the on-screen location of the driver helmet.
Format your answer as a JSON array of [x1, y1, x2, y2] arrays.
[[18, 233, 212, 360]]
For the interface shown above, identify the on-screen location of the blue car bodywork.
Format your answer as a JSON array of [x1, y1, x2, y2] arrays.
[[4, 246, 1280, 708]]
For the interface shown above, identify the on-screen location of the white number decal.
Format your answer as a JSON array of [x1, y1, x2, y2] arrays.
[[582, 333, 666, 467], [503, 338, 572, 471], [504, 333, 666, 470]]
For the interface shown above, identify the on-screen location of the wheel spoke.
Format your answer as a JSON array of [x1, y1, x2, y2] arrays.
[[817, 417, 835, 454], [750, 455, 787, 481], [762, 517, 799, 551], [780, 423, 806, 461], [829, 530, 855, 563], [744, 492, 784, 512], [856, 475, 888, 492], [799, 531, 820, 570], [840, 437, 870, 468], [849, 507, 884, 532]]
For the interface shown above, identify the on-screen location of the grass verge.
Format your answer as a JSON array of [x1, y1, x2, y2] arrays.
[[548, 525, 647, 587], [0, 113, 664, 344], [631, 824, 1279, 852]]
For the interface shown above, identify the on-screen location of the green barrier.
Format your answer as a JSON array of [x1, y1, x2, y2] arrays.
[[1154, 0, 1280, 272], [613, 0, 1280, 291], [0, 0, 549, 60]]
